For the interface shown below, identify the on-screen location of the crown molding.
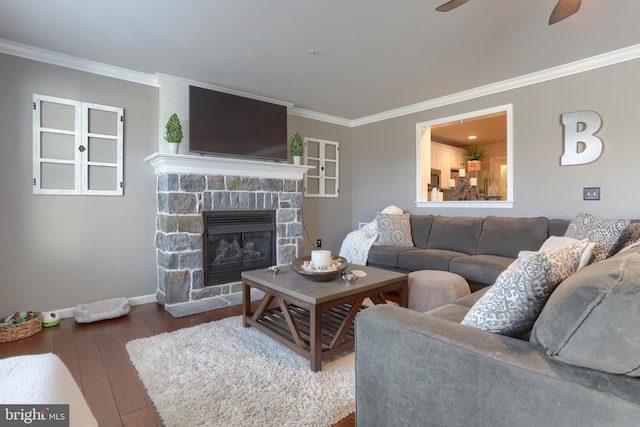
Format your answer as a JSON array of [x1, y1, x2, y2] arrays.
[[351, 43, 640, 127], [288, 107, 353, 127], [3, 37, 640, 128], [0, 38, 159, 87], [155, 73, 295, 109]]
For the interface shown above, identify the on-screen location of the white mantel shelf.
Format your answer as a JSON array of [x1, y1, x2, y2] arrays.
[[143, 153, 313, 180]]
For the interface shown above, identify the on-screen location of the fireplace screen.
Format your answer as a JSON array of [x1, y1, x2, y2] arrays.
[[203, 210, 276, 286]]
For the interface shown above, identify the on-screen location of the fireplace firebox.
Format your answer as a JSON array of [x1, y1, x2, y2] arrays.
[[203, 210, 276, 286]]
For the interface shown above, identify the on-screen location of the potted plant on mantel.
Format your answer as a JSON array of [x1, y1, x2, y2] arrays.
[[466, 146, 486, 171], [164, 113, 183, 154], [291, 132, 303, 165]]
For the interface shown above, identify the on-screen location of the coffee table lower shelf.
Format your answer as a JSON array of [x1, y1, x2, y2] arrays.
[[250, 303, 363, 360]]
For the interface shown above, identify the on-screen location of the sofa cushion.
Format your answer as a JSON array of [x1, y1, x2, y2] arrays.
[[564, 212, 627, 262], [367, 246, 414, 269], [530, 246, 640, 376], [449, 254, 515, 287], [427, 216, 483, 254], [461, 241, 588, 337], [549, 218, 571, 237], [475, 216, 549, 258], [376, 213, 414, 247], [425, 303, 470, 323], [453, 286, 491, 308], [410, 215, 434, 249], [397, 249, 466, 272]]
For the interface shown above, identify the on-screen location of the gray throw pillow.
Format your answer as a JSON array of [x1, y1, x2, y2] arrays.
[[564, 212, 627, 262], [376, 213, 414, 247], [461, 241, 587, 337], [530, 245, 640, 376]]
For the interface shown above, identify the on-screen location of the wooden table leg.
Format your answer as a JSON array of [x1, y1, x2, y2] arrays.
[[398, 279, 409, 308], [310, 306, 322, 372], [369, 294, 387, 305], [242, 279, 251, 327]]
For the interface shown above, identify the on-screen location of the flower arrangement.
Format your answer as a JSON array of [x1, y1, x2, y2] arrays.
[[466, 146, 486, 161]]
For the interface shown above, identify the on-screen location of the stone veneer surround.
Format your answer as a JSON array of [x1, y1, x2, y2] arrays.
[[144, 153, 312, 317]]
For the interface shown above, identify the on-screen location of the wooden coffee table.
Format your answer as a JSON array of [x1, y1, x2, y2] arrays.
[[241, 264, 408, 372]]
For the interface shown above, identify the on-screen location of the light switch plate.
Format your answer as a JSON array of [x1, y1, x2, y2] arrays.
[[583, 187, 600, 200]]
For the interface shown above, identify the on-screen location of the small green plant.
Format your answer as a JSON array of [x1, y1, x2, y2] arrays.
[[164, 113, 183, 143], [466, 146, 486, 161], [291, 132, 303, 156]]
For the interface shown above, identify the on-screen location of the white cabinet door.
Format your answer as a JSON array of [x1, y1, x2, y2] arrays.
[[432, 143, 451, 188]]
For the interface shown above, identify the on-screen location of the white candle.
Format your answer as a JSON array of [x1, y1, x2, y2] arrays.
[[311, 250, 332, 267], [449, 179, 456, 188], [470, 177, 477, 186], [459, 168, 466, 177]]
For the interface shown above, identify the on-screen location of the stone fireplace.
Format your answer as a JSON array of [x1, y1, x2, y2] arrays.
[[144, 153, 311, 317]]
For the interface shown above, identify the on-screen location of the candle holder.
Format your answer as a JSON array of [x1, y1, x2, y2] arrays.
[[451, 175, 478, 200]]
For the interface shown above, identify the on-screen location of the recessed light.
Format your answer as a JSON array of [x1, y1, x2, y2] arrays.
[[468, 135, 477, 140]]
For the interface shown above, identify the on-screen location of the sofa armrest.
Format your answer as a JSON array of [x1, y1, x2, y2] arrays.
[[355, 305, 640, 427]]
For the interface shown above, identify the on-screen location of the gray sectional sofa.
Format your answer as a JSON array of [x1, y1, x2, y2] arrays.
[[356, 244, 640, 426], [355, 215, 640, 427], [368, 215, 570, 289]]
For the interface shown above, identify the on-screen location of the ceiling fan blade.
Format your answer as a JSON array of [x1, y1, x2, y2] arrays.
[[549, 0, 582, 25], [435, 0, 471, 13]]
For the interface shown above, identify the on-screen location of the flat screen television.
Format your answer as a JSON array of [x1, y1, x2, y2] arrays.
[[189, 85, 288, 161]]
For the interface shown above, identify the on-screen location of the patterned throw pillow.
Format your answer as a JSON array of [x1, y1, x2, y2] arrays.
[[607, 223, 640, 257], [461, 241, 588, 337], [564, 212, 627, 262], [539, 236, 595, 270], [376, 213, 414, 247]]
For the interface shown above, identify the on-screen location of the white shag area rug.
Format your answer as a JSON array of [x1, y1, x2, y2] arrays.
[[126, 316, 355, 427]]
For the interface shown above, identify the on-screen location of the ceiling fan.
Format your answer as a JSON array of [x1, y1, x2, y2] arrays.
[[435, 0, 582, 25]]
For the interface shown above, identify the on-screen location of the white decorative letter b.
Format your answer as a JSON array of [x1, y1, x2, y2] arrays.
[[560, 111, 603, 166]]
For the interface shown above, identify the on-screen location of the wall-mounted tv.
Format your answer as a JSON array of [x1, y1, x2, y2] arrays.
[[189, 85, 288, 161]]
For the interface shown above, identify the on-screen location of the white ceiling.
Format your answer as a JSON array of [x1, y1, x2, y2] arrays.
[[1, 0, 640, 121]]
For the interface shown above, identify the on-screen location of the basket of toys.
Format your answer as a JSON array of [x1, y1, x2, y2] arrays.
[[0, 311, 43, 343]]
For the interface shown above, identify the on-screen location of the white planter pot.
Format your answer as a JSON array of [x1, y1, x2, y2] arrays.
[[168, 143, 180, 154], [292, 156, 302, 165]]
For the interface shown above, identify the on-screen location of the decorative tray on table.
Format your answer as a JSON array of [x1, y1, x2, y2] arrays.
[[291, 256, 348, 282]]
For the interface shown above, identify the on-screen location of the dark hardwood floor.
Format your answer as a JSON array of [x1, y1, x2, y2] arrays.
[[0, 302, 355, 427]]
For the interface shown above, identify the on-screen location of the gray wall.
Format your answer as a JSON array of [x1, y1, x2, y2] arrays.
[[350, 58, 640, 226], [288, 115, 352, 256], [3, 51, 639, 313], [0, 54, 159, 314]]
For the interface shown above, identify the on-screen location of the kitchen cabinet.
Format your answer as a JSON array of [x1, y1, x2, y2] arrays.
[[431, 142, 466, 188]]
